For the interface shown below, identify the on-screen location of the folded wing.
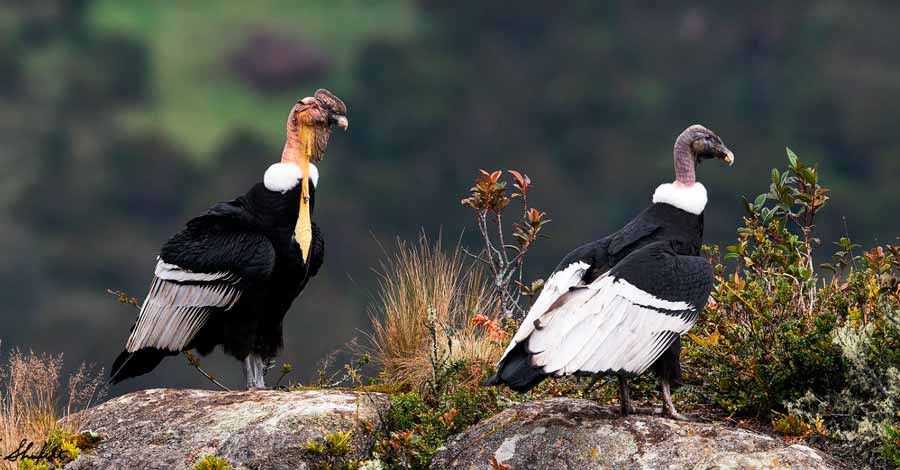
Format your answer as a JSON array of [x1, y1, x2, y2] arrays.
[[126, 211, 276, 353], [502, 260, 590, 358], [525, 241, 713, 377]]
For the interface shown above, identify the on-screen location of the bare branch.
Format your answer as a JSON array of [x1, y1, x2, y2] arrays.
[[106, 288, 231, 392], [183, 351, 231, 391], [462, 247, 491, 265]]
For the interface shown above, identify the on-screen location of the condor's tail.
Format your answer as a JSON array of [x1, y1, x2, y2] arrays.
[[484, 342, 547, 393], [110, 348, 176, 384]]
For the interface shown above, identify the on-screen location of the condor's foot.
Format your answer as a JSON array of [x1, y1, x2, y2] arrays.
[[661, 377, 689, 421], [243, 353, 267, 390]]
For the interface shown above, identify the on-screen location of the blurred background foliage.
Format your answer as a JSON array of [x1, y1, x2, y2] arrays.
[[1, 0, 899, 393]]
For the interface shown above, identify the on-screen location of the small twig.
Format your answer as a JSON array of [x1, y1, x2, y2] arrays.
[[106, 288, 231, 392], [496, 212, 510, 266], [462, 247, 491, 265], [479, 212, 504, 270], [183, 351, 231, 392]]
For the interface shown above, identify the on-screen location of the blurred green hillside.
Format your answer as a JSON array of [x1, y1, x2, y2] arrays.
[[1, 0, 899, 393], [88, 0, 418, 155]]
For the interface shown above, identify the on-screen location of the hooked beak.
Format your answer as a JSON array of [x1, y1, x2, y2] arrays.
[[723, 149, 734, 166], [334, 115, 349, 131]]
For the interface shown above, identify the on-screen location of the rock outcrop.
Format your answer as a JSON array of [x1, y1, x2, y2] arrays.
[[65, 390, 842, 469], [65, 388, 388, 470], [431, 397, 841, 470]]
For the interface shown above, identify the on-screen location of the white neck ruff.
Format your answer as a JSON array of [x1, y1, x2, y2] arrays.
[[652, 181, 707, 215], [263, 162, 319, 193]]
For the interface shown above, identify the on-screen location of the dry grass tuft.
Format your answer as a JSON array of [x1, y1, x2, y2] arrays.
[[0, 342, 107, 469], [367, 236, 506, 391]]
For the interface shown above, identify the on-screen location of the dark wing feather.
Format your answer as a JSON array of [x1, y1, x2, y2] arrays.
[[607, 213, 661, 255], [125, 207, 275, 353], [159, 204, 275, 281]]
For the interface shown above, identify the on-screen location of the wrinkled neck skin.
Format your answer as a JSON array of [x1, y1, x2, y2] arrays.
[[281, 125, 304, 165], [673, 128, 696, 186], [653, 129, 707, 214]]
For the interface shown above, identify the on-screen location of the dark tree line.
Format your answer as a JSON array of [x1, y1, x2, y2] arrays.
[[1, 0, 899, 391]]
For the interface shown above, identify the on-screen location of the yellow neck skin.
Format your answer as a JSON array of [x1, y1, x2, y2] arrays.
[[282, 125, 314, 262]]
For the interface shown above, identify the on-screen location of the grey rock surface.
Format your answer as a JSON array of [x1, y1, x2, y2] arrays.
[[65, 388, 388, 470], [431, 397, 840, 470]]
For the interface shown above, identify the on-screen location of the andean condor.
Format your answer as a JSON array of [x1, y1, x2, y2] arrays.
[[110, 89, 348, 389], [486, 125, 734, 419]]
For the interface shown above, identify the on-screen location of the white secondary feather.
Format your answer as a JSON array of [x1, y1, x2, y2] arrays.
[[125, 260, 243, 352], [155, 259, 238, 283], [499, 261, 590, 360], [526, 274, 697, 377], [613, 279, 692, 310], [652, 181, 707, 215], [263, 162, 319, 193]]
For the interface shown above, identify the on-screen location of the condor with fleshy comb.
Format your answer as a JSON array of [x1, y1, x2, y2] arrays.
[[486, 125, 733, 419], [111, 89, 348, 389]]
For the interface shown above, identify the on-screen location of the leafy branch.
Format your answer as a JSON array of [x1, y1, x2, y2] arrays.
[[461, 170, 549, 319]]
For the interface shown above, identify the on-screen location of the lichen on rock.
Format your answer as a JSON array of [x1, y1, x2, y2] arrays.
[[431, 397, 841, 470], [63, 388, 388, 470]]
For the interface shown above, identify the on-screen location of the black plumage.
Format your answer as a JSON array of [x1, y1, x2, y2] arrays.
[[487, 124, 733, 419], [111, 89, 346, 389], [487, 204, 709, 387], [110, 176, 324, 386]]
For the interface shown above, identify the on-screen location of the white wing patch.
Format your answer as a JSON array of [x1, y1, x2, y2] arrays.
[[613, 279, 692, 311], [125, 259, 242, 352], [500, 261, 590, 360], [155, 260, 238, 283], [526, 275, 697, 377]]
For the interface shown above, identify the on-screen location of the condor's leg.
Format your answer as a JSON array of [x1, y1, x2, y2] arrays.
[[243, 353, 267, 390], [617, 373, 635, 416], [660, 377, 687, 421], [653, 339, 688, 420]]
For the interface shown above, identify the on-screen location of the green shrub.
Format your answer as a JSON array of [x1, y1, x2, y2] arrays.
[[371, 362, 504, 470], [17, 459, 48, 470], [193, 455, 232, 470], [686, 149, 845, 417], [771, 411, 822, 438], [10, 429, 101, 470], [687, 149, 900, 468], [882, 425, 900, 469], [303, 430, 358, 470], [788, 260, 900, 468]]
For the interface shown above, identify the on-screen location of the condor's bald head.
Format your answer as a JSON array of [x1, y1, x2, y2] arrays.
[[282, 88, 348, 164]]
